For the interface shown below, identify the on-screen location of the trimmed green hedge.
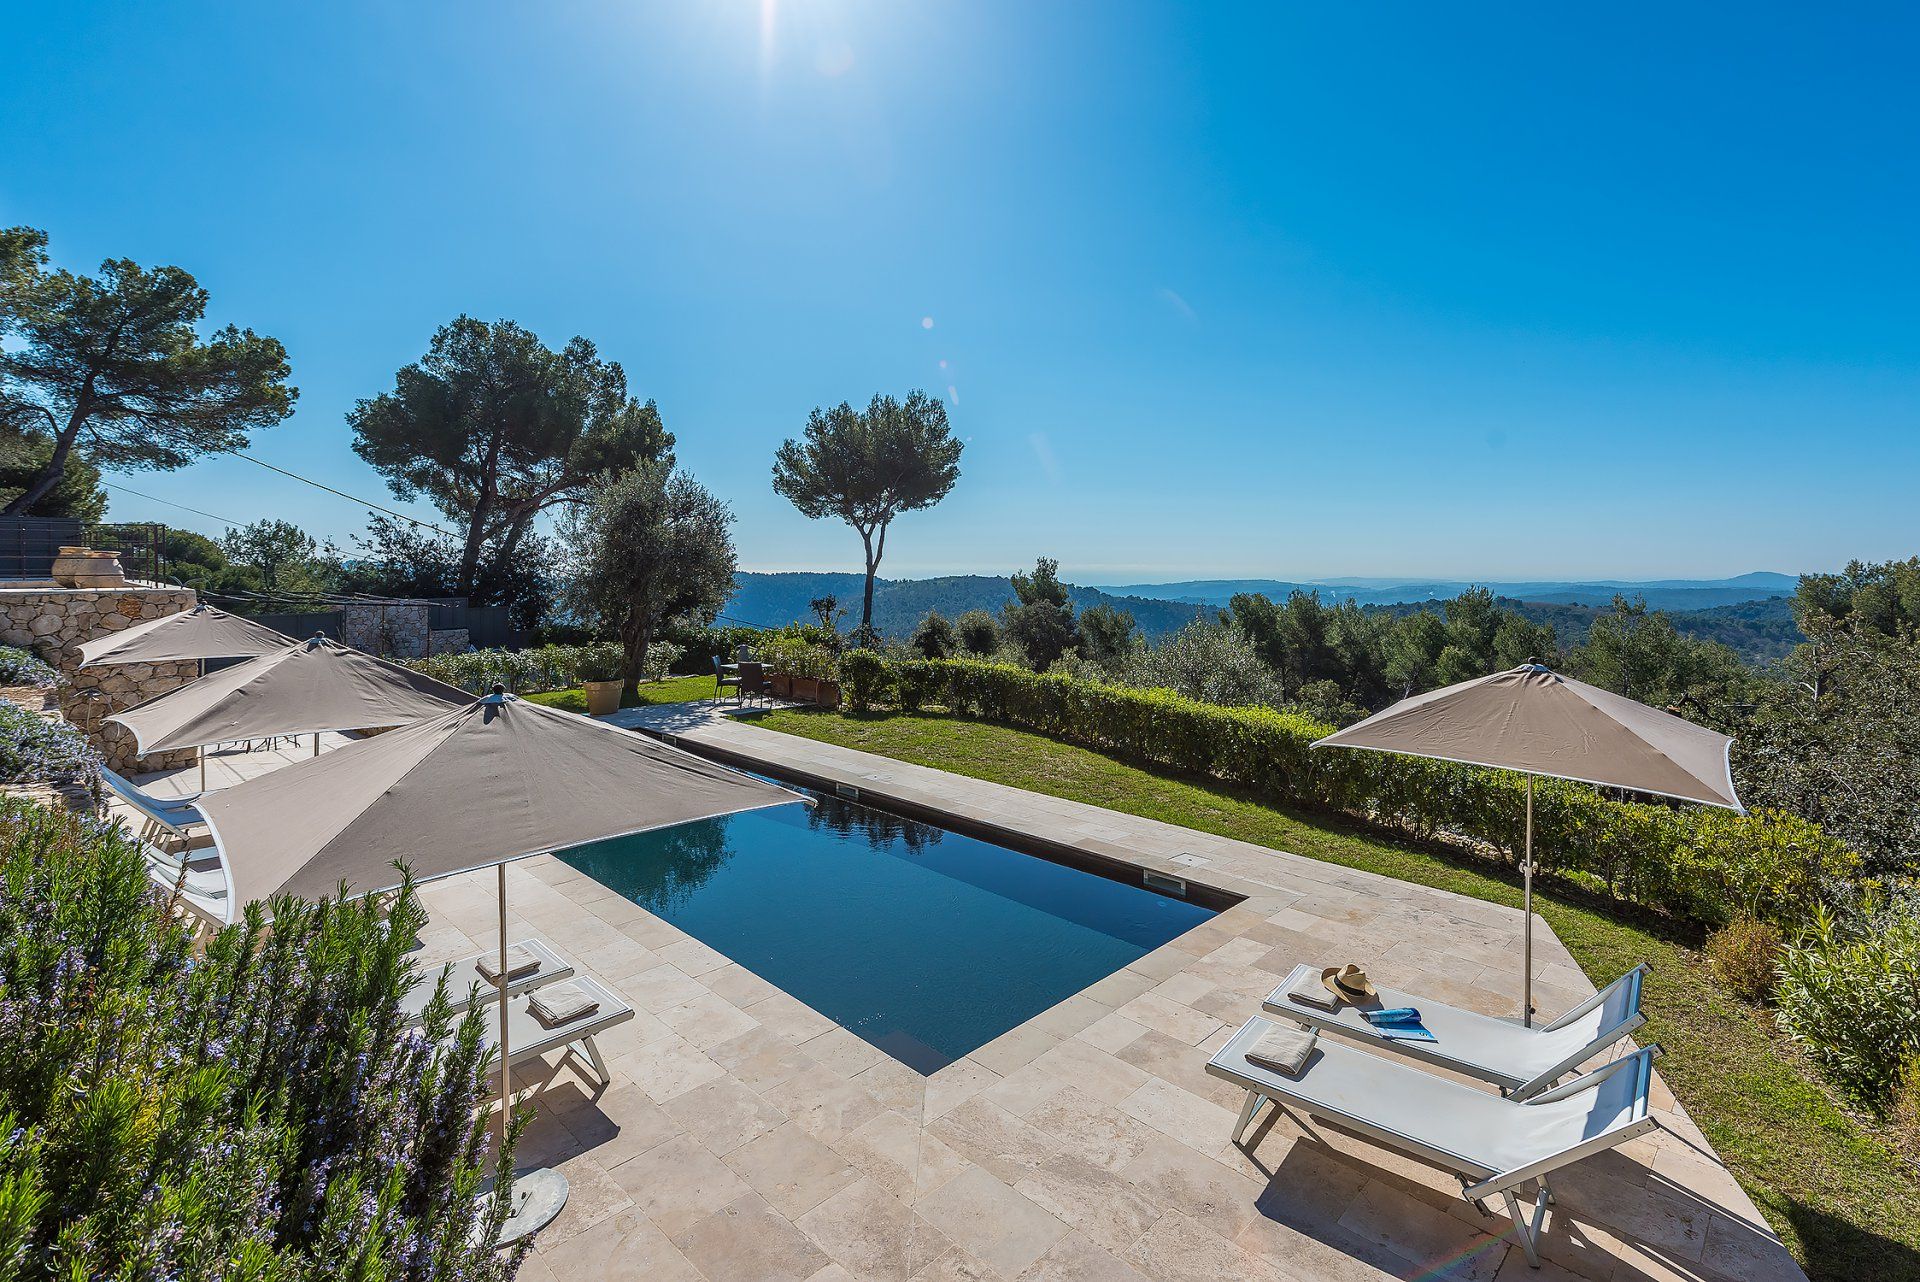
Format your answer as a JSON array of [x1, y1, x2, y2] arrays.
[[886, 660, 1855, 931]]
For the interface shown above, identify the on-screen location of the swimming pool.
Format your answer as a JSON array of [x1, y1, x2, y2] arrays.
[[560, 783, 1218, 1074]]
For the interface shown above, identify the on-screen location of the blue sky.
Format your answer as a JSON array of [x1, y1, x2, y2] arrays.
[[3, 3, 1914, 583]]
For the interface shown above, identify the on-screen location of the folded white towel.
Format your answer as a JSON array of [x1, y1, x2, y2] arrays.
[[477, 945, 541, 984], [1287, 981, 1340, 1012], [528, 982, 598, 1027], [1246, 1024, 1317, 1076]]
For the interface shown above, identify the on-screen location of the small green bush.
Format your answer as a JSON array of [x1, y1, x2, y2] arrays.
[[1776, 900, 1920, 1106], [0, 799, 520, 1277], [1706, 917, 1785, 1004], [0, 646, 57, 689], [838, 649, 891, 713]]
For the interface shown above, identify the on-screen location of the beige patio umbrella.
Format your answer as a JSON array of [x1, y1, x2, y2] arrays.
[[109, 635, 467, 785], [196, 689, 804, 1233], [78, 604, 292, 668], [1312, 662, 1742, 1024]]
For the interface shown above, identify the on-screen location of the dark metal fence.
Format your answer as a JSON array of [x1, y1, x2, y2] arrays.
[[0, 516, 83, 580], [84, 522, 166, 583]]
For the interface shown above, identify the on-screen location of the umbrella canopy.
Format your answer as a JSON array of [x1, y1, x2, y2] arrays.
[[195, 691, 803, 918], [109, 635, 468, 756], [1313, 663, 1742, 810], [78, 604, 292, 668]]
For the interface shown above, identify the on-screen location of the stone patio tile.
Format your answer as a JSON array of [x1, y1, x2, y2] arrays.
[[1013, 1150, 1164, 1255], [622, 963, 711, 1014], [916, 1165, 1070, 1280], [547, 1080, 683, 1169], [833, 1110, 970, 1201], [678, 1191, 832, 1282], [804, 1025, 891, 1078], [613, 1034, 726, 1104], [726, 1120, 864, 1218], [852, 1055, 927, 1115], [1336, 1178, 1508, 1280], [797, 1176, 955, 1282], [704, 961, 786, 1008], [656, 936, 731, 977], [910, 1246, 997, 1280], [534, 1207, 702, 1280], [533, 1150, 636, 1249], [1077, 966, 1156, 1008], [925, 1096, 1060, 1181], [1114, 992, 1222, 1045], [1028, 1035, 1152, 1106], [1024, 1087, 1158, 1174], [657, 991, 761, 1050], [922, 1058, 1000, 1120], [1120, 1207, 1292, 1282], [749, 989, 842, 1043], [607, 1133, 752, 1244], [661, 1075, 789, 1156], [1076, 1010, 1147, 1055], [969, 1022, 1061, 1076], [1118, 1076, 1241, 1152], [710, 1024, 820, 1092], [1114, 1027, 1246, 1109], [1024, 993, 1110, 1040], [765, 1064, 890, 1144], [1120, 1133, 1269, 1243], [1013, 1231, 1154, 1282]]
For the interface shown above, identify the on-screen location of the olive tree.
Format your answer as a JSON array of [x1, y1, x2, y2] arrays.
[[0, 226, 295, 514], [564, 462, 736, 698], [772, 390, 962, 637]]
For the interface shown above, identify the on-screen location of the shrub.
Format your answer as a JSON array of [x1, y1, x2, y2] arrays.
[[875, 659, 1857, 934], [954, 610, 1000, 656], [760, 634, 838, 682], [1706, 917, 1785, 1004], [0, 645, 57, 689], [0, 799, 520, 1277], [838, 649, 892, 713], [1775, 899, 1920, 1106], [911, 611, 957, 659], [0, 696, 100, 789]]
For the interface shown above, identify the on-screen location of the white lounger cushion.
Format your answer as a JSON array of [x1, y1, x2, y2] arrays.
[[1209, 1017, 1656, 1181], [1263, 962, 1646, 1096], [402, 938, 572, 1023], [478, 974, 634, 1071]]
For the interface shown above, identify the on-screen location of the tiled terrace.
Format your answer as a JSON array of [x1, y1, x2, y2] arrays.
[[137, 702, 1805, 1282]]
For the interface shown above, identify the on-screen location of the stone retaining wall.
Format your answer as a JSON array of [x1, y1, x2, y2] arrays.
[[0, 585, 200, 773]]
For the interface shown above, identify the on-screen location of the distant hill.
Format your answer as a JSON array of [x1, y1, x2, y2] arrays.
[[1096, 573, 1800, 612], [725, 572, 1206, 640], [727, 571, 1803, 662], [1365, 595, 1803, 663]]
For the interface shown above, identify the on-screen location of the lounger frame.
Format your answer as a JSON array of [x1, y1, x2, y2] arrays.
[[1208, 1017, 1662, 1268], [1262, 961, 1649, 1099], [404, 938, 574, 1023]]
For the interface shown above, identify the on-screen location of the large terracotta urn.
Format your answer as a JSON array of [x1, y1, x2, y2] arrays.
[[50, 546, 127, 589]]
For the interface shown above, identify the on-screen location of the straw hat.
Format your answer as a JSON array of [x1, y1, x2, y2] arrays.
[[1322, 964, 1378, 1002]]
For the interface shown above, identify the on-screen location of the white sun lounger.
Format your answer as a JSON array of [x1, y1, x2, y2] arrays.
[[1208, 1016, 1660, 1268], [402, 939, 574, 1024], [475, 974, 633, 1089], [1262, 962, 1649, 1100], [102, 766, 206, 844]]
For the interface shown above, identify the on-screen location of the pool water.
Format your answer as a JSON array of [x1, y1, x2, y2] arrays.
[[560, 785, 1217, 1074]]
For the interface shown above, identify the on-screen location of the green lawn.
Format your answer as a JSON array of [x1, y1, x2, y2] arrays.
[[753, 706, 1920, 1282], [522, 673, 717, 713]]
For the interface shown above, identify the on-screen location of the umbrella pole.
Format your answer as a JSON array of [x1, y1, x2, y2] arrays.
[[1523, 775, 1534, 1028], [199, 747, 206, 792], [497, 861, 511, 1145]]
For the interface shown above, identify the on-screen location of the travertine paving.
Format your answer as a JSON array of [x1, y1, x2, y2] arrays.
[[151, 700, 1808, 1281]]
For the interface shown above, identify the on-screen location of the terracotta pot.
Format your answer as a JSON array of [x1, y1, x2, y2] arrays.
[[791, 675, 819, 704], [816, 679, 842, 710], [51, 546, 127, 589], [583, 679, 623, 716], [769, 671, 791, 699]]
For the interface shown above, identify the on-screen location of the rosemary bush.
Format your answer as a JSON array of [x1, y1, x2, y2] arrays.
[[0, 800, 522, 1279], [0, 648, 57, 690], [0, 698, 100, 789]]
